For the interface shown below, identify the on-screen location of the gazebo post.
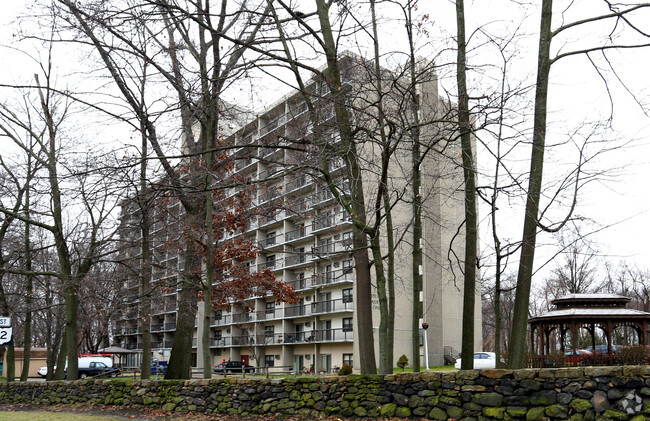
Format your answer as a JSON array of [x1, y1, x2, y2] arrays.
[[570, 323, 579, 367], [590, 323, 596, 353], [538, 324, 546, 368], [643, 320, 648, 347], [606, 320, 613, 366]]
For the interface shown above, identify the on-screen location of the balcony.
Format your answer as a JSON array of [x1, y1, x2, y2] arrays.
[[210, 314, 232, 326], [151, 323, 164, 332], [163, 322, 177, 331], [311, 268, 354, 287], [281, 328, 353, 344], [151, 341, 163, 349], [232, 312, 256, 323], [286, 175, 311, 193], [284, 226, 308, 242], [311, 212, 351, 232], [163, 340, 174, 348], [310, 298, 353, 315], [257, 258, 283, 272], [124, 326, 141, 335], [284, 253, 309, 267], [255, 309, 281, 321]]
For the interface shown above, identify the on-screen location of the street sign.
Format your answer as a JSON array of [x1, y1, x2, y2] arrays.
[[0, 327, 12, 345], [0, 317, 10, 327]]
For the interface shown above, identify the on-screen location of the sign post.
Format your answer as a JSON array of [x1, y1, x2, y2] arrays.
[[0, 317, 12, 345]]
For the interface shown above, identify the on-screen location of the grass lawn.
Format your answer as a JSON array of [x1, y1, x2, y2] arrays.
[[393, 365, 455, 373]]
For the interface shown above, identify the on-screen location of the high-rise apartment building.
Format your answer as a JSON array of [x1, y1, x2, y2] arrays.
[[113, 55, 481, 373]]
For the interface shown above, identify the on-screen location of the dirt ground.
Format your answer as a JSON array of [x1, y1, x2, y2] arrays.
[[0, 403, 420, 420], [0, 403, 338, 420]]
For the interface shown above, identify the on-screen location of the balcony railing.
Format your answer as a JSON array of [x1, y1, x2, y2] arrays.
[[163, 322, 177, 331], [163, 340, 174, 348], [232, 312, 256, 323], [284, 227, 308, 242], [151, 323, 164, 332], [311, 212, 351, 231], [284, 253, 309, 267], [310, 298, 354, 314], [282, 328, 353, 344], [312, 268, 354, 287], [211, 314, 232, 326]]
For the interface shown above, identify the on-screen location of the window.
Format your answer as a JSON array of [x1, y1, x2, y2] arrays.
[[342, 288, 353, 303], [266, 255, 276, 269], [342, 317, 353, 332], [342, 259, 354, 274], [264, 355, 275, 367], [266, 232, 276, 246], [342, 231, 352, 247], [343, 353, 353, 368], [214, 310, 222, 320], [265, 302, 275, 314], [265, 325, 275, 337]]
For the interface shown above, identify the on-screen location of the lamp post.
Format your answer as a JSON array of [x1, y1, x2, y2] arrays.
[[422, 322, 429, 370]]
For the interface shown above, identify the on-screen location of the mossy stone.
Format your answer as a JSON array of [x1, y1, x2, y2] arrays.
[[413, 406, 428, 416], [447, 406, 463, 418], [570, 398, 593, 412], [439, 395, 461, 406], [380, 403, 397, 417], [526, 407, 545, 421], [507, 406, 528, 417], [428, 407, 447, 420], [353, 406, 367, 417], [395, 406, 411, 417], [545, 404, 568, 418], [424, 395, 439, 406], [483, 407, 506, 419], [162, 403, 176, 411], [603, 409, 628, 420], [408, 395, 423, 408], [474, 392, 504, 407]]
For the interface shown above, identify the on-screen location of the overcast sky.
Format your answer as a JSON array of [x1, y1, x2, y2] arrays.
[[1, 0, 649, 285]]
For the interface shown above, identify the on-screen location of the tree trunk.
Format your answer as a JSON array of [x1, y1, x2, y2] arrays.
[[508, 0, 553, 369], [20, 181, 33, 382], [139, 124, 152, 381], [456, 0, 479, 370], [165, 237, 200, 379], [316, 0, 377, 374]]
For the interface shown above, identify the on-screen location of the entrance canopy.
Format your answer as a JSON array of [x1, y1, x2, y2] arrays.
[[528, 294, 650, 366]]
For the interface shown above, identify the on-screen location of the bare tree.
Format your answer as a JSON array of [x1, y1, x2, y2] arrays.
[[508, 1, 650, 369]]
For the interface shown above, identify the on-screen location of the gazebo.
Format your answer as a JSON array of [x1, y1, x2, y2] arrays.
[[528, 294, 650, 367]]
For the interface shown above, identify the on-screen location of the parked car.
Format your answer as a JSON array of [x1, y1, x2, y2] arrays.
[[584, 345, 621, 354], [564, 349, 591, 363], [151, 361, 168, 375], [455, 352, 500, 370], [213, 361, 255, 374], [65, 361, 120, 379], [38, 366, 47, 377]]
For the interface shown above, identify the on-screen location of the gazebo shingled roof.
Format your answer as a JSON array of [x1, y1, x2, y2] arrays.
[[528, 294, 650, 367]]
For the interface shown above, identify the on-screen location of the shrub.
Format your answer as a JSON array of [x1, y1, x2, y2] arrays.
[[615, 345, 650, 365], [582, 351, 610, 366], [338, 363, 352, 376], [397, 354, 409, 371]]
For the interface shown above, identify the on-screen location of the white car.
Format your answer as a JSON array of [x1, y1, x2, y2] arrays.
[[455, 352, 499, 370], [38, 366, 47, 377]]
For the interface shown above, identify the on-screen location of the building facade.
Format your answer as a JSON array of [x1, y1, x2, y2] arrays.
[[113, 56, 481, 373]]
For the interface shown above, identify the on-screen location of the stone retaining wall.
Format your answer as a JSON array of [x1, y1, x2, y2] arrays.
[[2, 366, 650, 419]]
